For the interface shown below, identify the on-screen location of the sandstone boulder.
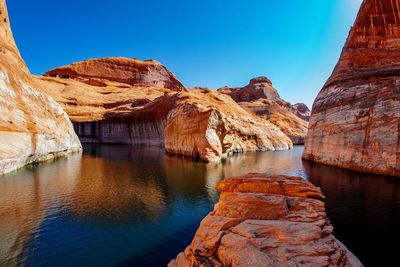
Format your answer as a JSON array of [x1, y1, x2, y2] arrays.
[[0, 0, 81, 175], [303, 0, 400, 176], [169, 173, 363, 267]]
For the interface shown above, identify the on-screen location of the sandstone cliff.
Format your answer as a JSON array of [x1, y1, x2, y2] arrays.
[[303, 0, 400, 176], [169, 174, 363, 267], [0, 0, 81, 175], [37, 62, 293, 162], [219, 77, 309, 144], [45, 57, 185, 91]]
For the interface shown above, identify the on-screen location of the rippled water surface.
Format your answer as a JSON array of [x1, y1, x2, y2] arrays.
[[0, 145, 399, 267]]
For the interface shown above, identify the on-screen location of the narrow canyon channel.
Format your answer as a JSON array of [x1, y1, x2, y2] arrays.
[[0, 145, 399, 267]]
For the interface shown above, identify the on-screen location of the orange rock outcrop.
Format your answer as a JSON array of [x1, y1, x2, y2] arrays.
[[45, 57, 185, 91], [0, 0, 81, 175], [219, 77, 309, 144], [169, 174, 363, 267], [38, 63, 294, 162], [303, 0, 400, 176]]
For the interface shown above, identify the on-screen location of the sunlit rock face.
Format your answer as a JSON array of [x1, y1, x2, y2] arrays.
[[0, 0, 81, 175], [39, 66, 293, 162], [219, 77, 309, 144], [45, 57, 185, 91], [303, 0, 400, 176], [169, 174, 363, 267], [164, 90, 292, 162]]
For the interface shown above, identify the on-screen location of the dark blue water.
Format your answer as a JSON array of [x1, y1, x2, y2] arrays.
[[0, 145, 399, 267]]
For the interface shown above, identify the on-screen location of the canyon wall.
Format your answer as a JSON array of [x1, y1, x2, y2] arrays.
[[219, 77, 310, 144], [303, 0, 400, 176], [38, 61, 294, 162], [0, 0, 81, 175], [169, 174, 363, 266]]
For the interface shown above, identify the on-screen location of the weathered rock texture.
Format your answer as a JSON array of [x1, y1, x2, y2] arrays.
[[0, 0, 81, 175], [219, 77, 309, 144], [38, 65, 293, 162], [169, 174, 363, 267], [303, 0, 400, 176], [45, 57, 185, 91]]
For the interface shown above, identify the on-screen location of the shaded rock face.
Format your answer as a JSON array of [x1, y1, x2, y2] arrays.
[[169, 174, 363, 267], [291, 103, 311, 121], [303, 0, 400, 176], [45, 57, 185, 91], [37, 72, 293, 162], [0, 0, 81, 175], [219, 77, 309, 144]]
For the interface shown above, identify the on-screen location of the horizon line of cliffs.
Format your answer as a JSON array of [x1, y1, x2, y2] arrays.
[[303, 0, 400, 177], [35, 57, 310, 162], [0, 0, 311, 173], [4, 0, 399, 179]]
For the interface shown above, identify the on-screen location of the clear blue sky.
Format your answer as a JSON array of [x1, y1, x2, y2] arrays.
[[7, 0, 362, 107]]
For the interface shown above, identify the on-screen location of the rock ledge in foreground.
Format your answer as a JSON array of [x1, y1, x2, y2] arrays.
[[169, 173, 363, 267]]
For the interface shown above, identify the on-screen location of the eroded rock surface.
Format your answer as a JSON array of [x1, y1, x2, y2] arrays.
[[303, 0, 400, 176], [219, 77, 309, 144], [45, 57, 185, 91], [38, 66, 293, 162], [0, 0, 81, 175], [169, 174, 363, 267]]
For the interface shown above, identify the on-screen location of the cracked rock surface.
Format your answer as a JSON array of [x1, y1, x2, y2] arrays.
[[169, 174, 363, 267]]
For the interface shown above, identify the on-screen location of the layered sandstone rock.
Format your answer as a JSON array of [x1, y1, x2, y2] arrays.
[[169, 174, 363, 267], [44, 57, 185, 91], [0, 0, 81, 175], [303, 0, 400, 176], [38, 65, 293, 162], [219, 77, 309, 144], [164, 89, 292, 162]]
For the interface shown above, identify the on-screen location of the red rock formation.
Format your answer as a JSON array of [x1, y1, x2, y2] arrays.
[[223, 77, 281, 102], [37, 72, 293, 162], [219, 77, 309, 144], [45, 57, 185, 91], [169, 174, 362, 267], [0, 0, 81, 175], [291, 103, 311, 121], [303, 0, 400, 176]]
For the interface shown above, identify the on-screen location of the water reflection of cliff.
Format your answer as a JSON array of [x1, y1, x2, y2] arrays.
[[303, 161, 400, 266], [0, 153, 82, 267], [70, 156, 166, 221], [2, 144, 398, 266]]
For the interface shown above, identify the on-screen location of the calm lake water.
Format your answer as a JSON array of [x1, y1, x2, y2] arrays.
[[0, 145, 399, 267]]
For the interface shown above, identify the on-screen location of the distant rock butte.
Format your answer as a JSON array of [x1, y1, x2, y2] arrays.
[[37, 69, 293, 162], [303, 0, 400, 176], [45, 57, 185, 91], [219, 77, 310, 144], [0, 0, 81, 175], [169, 173, 363, 267]]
